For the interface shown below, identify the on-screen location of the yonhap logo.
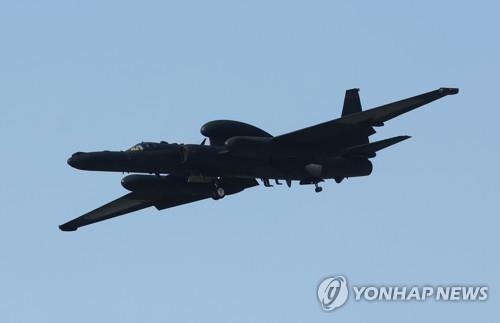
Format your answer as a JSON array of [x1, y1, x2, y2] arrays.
[[317, 274, 488, 312], [317, 275, 349, 311]]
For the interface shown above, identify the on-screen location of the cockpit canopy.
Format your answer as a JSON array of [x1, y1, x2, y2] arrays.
[[127, 141, 169, 152]]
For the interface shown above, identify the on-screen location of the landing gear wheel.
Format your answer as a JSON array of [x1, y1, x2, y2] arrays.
[[212, 187, 225, 200], [314, 182, 323, 193]]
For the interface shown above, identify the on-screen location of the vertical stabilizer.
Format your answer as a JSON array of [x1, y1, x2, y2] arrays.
[[342, 88, 362, 116]]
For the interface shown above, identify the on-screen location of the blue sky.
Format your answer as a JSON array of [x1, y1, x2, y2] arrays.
[[1, 1, 499, 322]]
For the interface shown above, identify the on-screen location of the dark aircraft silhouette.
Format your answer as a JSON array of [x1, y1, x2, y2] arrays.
[[60, 87, 458, 231]]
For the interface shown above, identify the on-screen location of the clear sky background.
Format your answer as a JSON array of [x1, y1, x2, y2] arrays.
[[1, 1, 499, 322]]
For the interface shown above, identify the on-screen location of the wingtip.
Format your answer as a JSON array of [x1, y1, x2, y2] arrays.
[[439, 87, 459, 95], [59, 224, 77, 232], [395, 135, 411, 143]]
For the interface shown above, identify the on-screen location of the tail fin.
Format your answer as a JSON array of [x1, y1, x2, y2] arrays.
[[342, 88, 370, 145], [342, 88, 362, 116]]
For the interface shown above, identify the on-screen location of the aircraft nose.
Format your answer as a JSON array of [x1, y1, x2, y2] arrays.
[[67, 151, 130, 171], [67, 152, 85, 168]]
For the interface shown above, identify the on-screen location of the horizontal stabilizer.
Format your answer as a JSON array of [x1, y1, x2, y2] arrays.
[[346, 135, 411, 158]]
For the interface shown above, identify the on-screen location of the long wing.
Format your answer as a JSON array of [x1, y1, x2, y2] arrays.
[[59, 193, 154, 231], [340, 87, 458, 126], [59, 192, 215, 231], [60, 190, 219, 231], [60, 177, 259, 231], [272, 87, 458, 146]]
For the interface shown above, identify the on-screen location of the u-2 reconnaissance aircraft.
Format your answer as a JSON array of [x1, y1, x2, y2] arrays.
[[60, 87, 458, 231]]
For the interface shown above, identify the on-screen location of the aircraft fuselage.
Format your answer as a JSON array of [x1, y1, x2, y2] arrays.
[[67, 142, 372, 181]]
